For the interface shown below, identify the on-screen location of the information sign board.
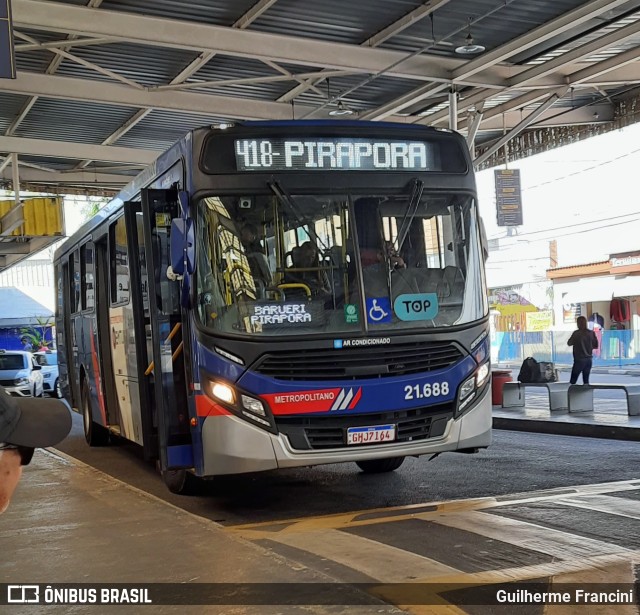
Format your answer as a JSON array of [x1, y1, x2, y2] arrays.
[[495, 169, 522, 226]]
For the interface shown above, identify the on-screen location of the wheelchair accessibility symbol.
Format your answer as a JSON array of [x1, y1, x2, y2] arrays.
[[366, 297, 392, 324]]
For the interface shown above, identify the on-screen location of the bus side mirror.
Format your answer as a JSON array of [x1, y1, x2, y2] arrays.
[[170, 218, 195, 275]]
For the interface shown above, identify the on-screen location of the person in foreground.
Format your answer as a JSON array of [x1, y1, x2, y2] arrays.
[[567, 315, 599, 385], [0, 385, 72, 513]]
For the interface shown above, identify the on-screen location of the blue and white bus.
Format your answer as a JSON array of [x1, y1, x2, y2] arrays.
[[54, 121, 491, 494]]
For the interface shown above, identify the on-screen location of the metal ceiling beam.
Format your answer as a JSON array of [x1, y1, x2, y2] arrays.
[[455, 89, 562, 130], [509, 17, 640, 89], [466, 110, 483, 151], [0, 72, 320, 120], [277, 0, 453, 104], [155, 68, 359, 92], [414, 88, 492, 125], [14, 30, 144, 90], [568, 46, 640, 85], [0, 136, 159, 164], [345, 83, 450, 121], [0, 166, 131, 186], [371, 0, 632, 124], [472, 103, 614, 131], [15, 36, 115, 52], [0, 243, 31, 255], [12, 0, 508, 85], [6, 0, 105, 138], [234, 0, 280, 29], [75, 0, 283, 171], [364, 0, 452, 48], [452, 0, 631, 83], [473, 88, 569, 167]]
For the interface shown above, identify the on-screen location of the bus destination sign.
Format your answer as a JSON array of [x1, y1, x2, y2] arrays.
[[234, 138, 438, 172]]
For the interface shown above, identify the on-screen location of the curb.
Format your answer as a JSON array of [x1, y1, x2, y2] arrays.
[[494, 365, 640, 377], [493, 416, 640, 441]]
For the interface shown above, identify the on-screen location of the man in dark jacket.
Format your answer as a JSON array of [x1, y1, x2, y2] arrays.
[[567, 316, 599, 385]]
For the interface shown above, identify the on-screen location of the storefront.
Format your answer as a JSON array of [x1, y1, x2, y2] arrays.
[[548, 251, 640, 363]]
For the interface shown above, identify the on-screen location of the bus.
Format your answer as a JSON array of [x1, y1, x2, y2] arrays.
[[54, 120, 491, 494]]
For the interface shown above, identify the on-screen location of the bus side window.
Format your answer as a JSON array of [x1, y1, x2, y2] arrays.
[[80, 242, 95, 311], [69, 249, 81, 313], [109, 216, 130, 305]]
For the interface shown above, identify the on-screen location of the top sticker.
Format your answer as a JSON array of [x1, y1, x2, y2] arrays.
[[394, 293, 438, 321]]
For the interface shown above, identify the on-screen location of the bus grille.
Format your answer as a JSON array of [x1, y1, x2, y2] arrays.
[[276, 405, 453, 451], [253, 342, 463, 380]]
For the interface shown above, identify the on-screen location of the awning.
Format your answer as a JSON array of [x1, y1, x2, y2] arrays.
[[611, 275, 640, 298], [557, 274, 640, 304], [557, 277, 615, 304]]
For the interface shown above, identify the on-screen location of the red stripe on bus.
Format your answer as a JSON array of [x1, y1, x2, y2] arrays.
[[349, 387, 362, 409], [89, 329, 107, 426], [195, 395, 232, 417]]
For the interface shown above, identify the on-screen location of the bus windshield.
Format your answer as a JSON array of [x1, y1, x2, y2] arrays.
[[195, 191, 486, 337]]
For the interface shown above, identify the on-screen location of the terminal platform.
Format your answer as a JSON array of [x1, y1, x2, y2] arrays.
[[492, 365, 640, 440], [3, 446, 640, 613], [1, 449, 399, 615]]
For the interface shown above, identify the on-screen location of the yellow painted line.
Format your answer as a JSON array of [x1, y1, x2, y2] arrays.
[[271, 528, 460, 582], [228, 499, 492, 540], [429, 510, 632, 560], [409, 551, 640, 585], [228, 479, 640, 540]]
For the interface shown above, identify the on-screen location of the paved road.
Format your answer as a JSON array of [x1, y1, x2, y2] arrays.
[[56, 411, 639, 526]]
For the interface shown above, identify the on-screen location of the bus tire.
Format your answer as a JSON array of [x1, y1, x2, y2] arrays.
[[356, 457, 405, 473], [162, 469, 201, 495], [82, 381, 109, 446], [54, 378, 62, 398]]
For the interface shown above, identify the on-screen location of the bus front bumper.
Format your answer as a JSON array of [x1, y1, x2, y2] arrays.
[[200, 386, 492, 476]]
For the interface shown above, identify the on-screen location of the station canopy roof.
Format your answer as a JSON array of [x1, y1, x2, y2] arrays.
[[3, 0, 640, 194]]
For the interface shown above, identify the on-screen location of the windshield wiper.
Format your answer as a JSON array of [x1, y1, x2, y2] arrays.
[[268, 181, 328, 251], [395, 178, 424, 254]]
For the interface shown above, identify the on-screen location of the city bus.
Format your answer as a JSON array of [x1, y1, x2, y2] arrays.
[[54, 120, 491, 494]]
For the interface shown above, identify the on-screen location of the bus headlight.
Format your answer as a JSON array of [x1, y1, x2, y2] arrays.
[[241, 394, 266, 417], [211, 382, 235, 404], [203, 375, 277, 434], [476, 363, 490, 388], [456, 361, 490, 418], [459, 376, 475, 400]]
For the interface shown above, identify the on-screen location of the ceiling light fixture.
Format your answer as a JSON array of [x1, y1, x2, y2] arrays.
[[328, 100, 355, 116], [455, 20, 485, 55]]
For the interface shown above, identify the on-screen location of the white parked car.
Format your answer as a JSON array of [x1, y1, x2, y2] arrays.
[[0, 350, 44, 397], [35, 350, 61, 398]]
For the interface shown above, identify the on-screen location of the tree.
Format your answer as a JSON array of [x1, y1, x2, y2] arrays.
[[20, 316, 54, 350]]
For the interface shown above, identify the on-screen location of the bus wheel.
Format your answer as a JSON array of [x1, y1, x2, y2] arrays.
[[162, 469, 201, 495], [82, 381, 109, 446], [356, 457, 405, 473]]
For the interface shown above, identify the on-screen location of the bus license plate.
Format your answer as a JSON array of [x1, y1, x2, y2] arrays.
[[347, 424, 396, 445]]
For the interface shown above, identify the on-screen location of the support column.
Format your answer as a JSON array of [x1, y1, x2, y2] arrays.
[[448, 89, 458, 131], [11, 153, 20, 206]]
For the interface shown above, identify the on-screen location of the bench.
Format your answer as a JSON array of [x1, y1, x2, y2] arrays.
[[501, 382, 571, 411], [568, 384, 640, 416]]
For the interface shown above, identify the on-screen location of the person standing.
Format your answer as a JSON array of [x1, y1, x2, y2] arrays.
[[567, 316, 599, 385]]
